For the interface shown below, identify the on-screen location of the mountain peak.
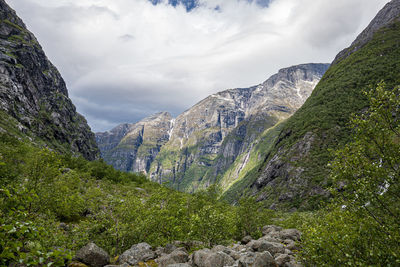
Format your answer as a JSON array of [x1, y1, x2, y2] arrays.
[[333, 0, 400, 64]]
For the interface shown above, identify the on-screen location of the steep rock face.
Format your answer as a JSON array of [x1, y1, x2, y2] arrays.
[[149, 63, 329, 192], [0, 0, 99, 160], [232, 0, 400, 210], [96, 112, 172, 173]]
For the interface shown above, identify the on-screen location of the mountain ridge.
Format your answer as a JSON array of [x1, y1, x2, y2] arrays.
[[0, 0, 99, 160], [97, 63, 330, 193], [222, 0, 400, 210]]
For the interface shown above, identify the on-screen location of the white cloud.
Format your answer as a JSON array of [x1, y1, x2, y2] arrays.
[[7, 0, 389, 131]]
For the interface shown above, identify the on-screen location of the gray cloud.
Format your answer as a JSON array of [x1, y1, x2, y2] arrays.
[[7, 0, 389, 131]]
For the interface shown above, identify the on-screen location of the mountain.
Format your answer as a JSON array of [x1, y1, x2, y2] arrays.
[[0, 0, 99, 160], [97, 63, 329, 192], [150, 63, 329, 192], [222, 0, 400, 210], [96, 112, 173, 173]]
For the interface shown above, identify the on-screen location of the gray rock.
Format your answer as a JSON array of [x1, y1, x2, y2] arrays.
[[232, 244, 247, 252], [275, 254, 291, 266], [211, 245, 227, 252], [203, 252, 235, 267], [248, 240, 285, 256], [282, 239, 299, 251], [223, 248, 241, 261], [241, 236, 252, 245], [238, 251, 276, 267], [74, 242, 110, 267], [192, 248, 211, 267], [158, 249, 189, 267], [262, 225, 282, 236], [279, 229, 301, 241], [166, 264, 192, 267], [118, 242, 156, 265], [156, 246, 166, 257], [165, 243, 178, 254], [284, 249, 293, 256], [259, 236, 281, 243]]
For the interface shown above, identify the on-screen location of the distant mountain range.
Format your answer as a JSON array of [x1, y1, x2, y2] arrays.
[[96, 63, 329, 194], [98, 0, 400, 210]]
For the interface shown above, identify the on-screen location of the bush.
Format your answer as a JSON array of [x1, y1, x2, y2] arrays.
[[299, 84, 400, 266]]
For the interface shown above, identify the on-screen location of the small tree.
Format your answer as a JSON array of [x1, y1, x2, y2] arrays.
[[301, 84, 400, 266]]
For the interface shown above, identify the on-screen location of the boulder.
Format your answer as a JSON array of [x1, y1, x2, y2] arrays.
[[259, 236, 281, 243], [165, 243, 178, 254], [166, 264, 192, 267], [203, 252, 235, 267], [279, 229, 301, 241], [248, 240, 285, 256], [262, 225, 282, 236], [118, 242, 156, 265], [258, 241, 285, 256], [241, 236, 253, 245], [232, 243, 247, 252], [211, 245, 227, 252], [74, 242, 110, 267], [192, 248, 211, 267], [158, 249, 189, 267], [282, 239, 299, 251], [223, 248, 241, 261], [192, 249, 235, 267], [275, 254, 291, 266], [156, 246, 166, 257], [238, 251, 276, 267]]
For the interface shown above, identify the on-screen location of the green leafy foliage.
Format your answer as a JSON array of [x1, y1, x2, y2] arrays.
[[299, 84, 400, 266], [235, 197, 274, 240], [0, 134, 277, 265]]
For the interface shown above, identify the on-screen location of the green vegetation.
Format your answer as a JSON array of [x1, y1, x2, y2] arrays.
[[282, 21, 400, 180], [223, 20, 400, 209], [0, 133, 277, 266], [3, 19, 25, 32], [295, 84, 400, 265]]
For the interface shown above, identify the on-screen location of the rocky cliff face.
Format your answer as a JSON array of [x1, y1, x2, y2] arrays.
[[148, 63, 329, 192], [97, 64, 329, 191], [96, 112, 172, 173], [0, 0, 99, 160]]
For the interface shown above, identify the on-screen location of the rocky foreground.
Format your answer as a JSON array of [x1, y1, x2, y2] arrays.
[[71, 225, 302, 267]]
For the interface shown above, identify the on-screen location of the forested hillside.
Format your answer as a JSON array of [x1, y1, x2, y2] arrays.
[[223, 1, 400, 210]]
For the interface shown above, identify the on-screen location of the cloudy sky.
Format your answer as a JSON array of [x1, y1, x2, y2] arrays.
[[7, 0, 389, 132]]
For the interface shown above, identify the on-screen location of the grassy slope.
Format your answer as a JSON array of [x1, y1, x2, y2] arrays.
[[223, 21, 400, 207]]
